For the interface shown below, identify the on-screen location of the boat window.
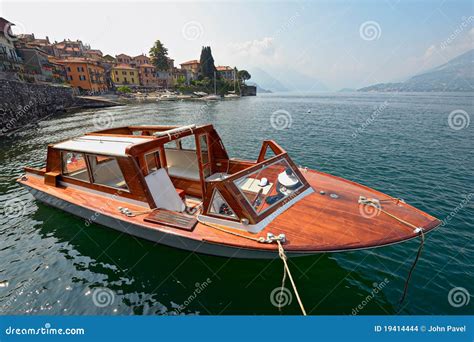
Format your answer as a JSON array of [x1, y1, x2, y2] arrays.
[[208, 189, 237, 219], [145, 150, 160, 173], [199, 134, 209, 164], [61, 151, 90, 182], [132, 130, 143, 136], [86, 154, 129, 191], [233, 159, 304, 215], [164, 140, 179, 150], [179, 135, 197, 151]]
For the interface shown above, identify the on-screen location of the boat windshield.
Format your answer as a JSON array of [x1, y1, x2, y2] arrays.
[[233, 158, 304, 215]]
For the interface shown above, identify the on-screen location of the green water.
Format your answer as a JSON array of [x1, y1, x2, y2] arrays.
[[0, 92, 472, 315]]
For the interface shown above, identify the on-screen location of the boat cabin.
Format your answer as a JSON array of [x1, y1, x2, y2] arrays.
[[27, 125, 312, 232]]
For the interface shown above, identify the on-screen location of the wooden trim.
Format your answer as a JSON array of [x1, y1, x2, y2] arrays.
[[257, 140, 286, 163], [84, 133, 155, 139], [59, 176, 139, 201], [220, 154, 311, 224], [24, 167, 46, 176]]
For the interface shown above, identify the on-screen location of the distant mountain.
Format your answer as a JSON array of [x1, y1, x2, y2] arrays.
[[338, 88, 357, 92], [247, 67, 288, 92], [282, 69, 328, 92], [248, 67, 327, 92], [359, 49, 474, 92]]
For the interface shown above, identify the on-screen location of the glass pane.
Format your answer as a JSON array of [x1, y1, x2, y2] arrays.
[[208, 189, 237, 218], [179, 135, 196, 151], [199, 134, 209, 164], [87, 155, 128, 190], [61, 152, 90, 182], [145, 151, 160, 173], [233, 159, 303, 214], [164, 141, 179, 149]]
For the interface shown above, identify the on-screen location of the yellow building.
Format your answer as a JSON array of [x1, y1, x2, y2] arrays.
[[111, 64, 139, 86]]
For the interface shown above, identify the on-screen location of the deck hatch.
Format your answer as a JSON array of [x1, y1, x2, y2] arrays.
[[144, 209, 197, 231]]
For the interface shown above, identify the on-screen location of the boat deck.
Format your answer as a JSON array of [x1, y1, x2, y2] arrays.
[[20, 169, 440, 254]]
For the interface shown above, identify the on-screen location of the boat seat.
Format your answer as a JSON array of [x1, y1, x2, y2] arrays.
[[165, 149, 200, 180], [145, 168, 186, 212]]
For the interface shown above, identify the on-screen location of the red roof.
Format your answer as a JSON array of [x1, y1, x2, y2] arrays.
[[180, 60, 199, 65], [216, 66, 233, 71], [113, 64, 136, 70]]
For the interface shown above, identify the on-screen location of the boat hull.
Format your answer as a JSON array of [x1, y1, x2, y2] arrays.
[[21, 183, 298, 259], [18, 166, 441, 259]]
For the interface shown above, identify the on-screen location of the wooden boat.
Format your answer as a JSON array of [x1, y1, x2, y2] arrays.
[[18, 124, 440, 259]]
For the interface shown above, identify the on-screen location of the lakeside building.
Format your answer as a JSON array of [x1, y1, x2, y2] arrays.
[[179, 60, 200, 82], [59, 58, 107, 92], [17, 33, 55, 56], [16, 46, 55, 83], [0, 17, 24, 80], [155, 70, 172, 88], [47, 56, 67, 83], [116, 53, 132, 65], [111, 64, 140, 86], [216, 66, 236, 81], [132, 54, 150, 67], [53, 39, 87, 58], [137, 63, 159, 87], [0, 17, 243, 92], [84, 49, 103, 60], [172, 67, 187, 85], [180, 59, 199, 73]]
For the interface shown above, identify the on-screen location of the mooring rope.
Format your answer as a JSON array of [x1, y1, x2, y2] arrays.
[[399, 229, 425, 304], [196, 218, 307, 315], [277, 240, 307, 316], [358, 196, 426, 305]]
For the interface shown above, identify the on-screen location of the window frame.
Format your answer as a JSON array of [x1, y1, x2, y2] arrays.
[[221, 155, 310, 221], [206, 188, 239, 221], [86, 153, 130, 192], [60, 150, 92, 183], [144, 150, 161, 174], [232, 158, 304, 216]]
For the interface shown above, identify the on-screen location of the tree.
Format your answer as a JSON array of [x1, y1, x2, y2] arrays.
[[149, 40, 169, 71], [199, 46, 216, 79], [176, 75, 186, 86], [238, 70, 251, 84], [116, 85, 132, 93]]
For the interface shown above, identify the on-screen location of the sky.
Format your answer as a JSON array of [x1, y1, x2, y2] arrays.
[[1, 0, 473, 90]]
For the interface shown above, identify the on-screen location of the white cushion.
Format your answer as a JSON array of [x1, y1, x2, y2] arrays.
[[145, 168, 185, 212], [164, 149, 200, 180]]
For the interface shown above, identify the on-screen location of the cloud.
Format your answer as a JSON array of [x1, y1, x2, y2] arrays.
[[229, 37, 276, 58]]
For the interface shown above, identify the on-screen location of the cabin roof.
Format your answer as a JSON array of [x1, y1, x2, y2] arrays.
[[53, 135, 150, 156]]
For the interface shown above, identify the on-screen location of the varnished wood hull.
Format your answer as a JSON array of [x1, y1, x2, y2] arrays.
[[21, 183, 300, 259], [19, 168, 441, 259]]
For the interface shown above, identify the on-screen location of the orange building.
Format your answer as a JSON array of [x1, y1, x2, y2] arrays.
[[180, 60, 200, 74], [132, 54, 150, 66], [138, 63, 158, 87], [59, 58, 107, 92]]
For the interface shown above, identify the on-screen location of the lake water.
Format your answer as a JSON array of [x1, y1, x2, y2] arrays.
[[0, 92, 472, 315]]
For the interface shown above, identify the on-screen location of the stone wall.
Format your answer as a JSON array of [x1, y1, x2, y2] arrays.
[[0, 79, 75, 135]]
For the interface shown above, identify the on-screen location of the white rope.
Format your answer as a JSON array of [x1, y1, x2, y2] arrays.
[[277, 240, 307, 316], [196, 218, 307, 315]]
